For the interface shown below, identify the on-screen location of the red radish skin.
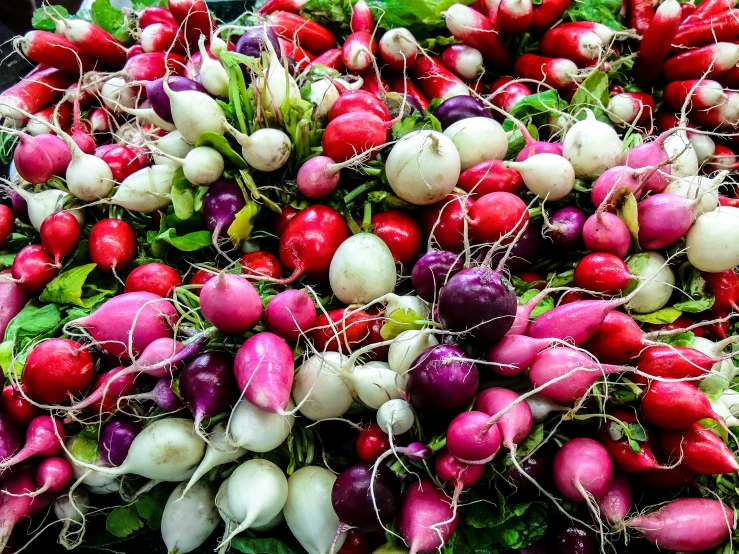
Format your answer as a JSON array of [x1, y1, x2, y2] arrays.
[[0, 416, 66, 469], [371, 210, 422, 266], [411, 56, 469, 100], [583, 311, 645, 364], [257, 0, 309, 14], [123, 52, 188, 81], [351, 0, 374, 33], [359, 69, 389, 96], [497, 0, 533, 35], [342, 32, 376, 73], [553, 438, 613, 502], [634, 0, 681, 75], [140, 23, 184, 54], [356, 423, 390, 462], [597, 473, 632, 525], [672, 9, 739, 49], [279, 39, 316, 65], [89, 219, 137, 274], [40, 212, 80, 266], [16, 31, 97, 74], [540, 26, 603, 67], [573, 253, 631, 294], [89, 107, 113, 134], [279, 205, 351, 282], [11, 244, 59, 294], [489, 78, 532, 115], [0, 386, 41, 428], [607, 92, 656, 126], [446, 411, 502, 463], [82, 369, 138, 414], [442, 44, 483, 81], [0, 467, 55, 550], [530, 0, 571, 33], [513, 54, 577, 89], [22, 338, 94, 405], [234, 332, 294, 413], [139, 6, 178, 28], [386, 75, 429, 110], [322, 112, 388, 162], [626, 0, 654, 35], [311, 308, 373, 352], [0, 206, 13, 249], [56, 19, 128, 67], [662, 43, 739, 81], [457, 160, 523, 197], [0, 67, 76, 125], [637, 345, 718, 379], [168, 0, 215, 47], [641, 380, 723, 430], [94, 145, 141, 183], [642, 465, 693, 489], [125, 263, 183, 297], [34, 457, 73, 494], [310, 48, 345, 71], [599, 410, 660, 473], [268, 11, 337, 54], [189, 268, 218, 295], [682, 0, 734, 26], [659, 424, 739, 475], [444, 4, 511, 69], [702, 270, 739, 312], [379, 29, 419, 73], [664, 80, 725, 111], [468, 192, 528, 245], [28, 102, 73, 134], [240, 251, 284, 282], [328, 90, 391, 123], [397, 479, 459, 554], [419, 193, 474, 253], [474, 388, 533, 447]]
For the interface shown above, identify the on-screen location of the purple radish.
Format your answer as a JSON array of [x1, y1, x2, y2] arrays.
[[487, 335, 554, 376], [145, 76, 207, 123], [33, 456, 73, 495], [637, 192, 700, 249], [410, 250, 464, 302], [13, 134, 54, 184], [179, 352, 239, 431], [331, 463, 401, 532], [406, 344, 479, 415], [201, 179, 247, 251], [0, 415, 21, 467], [591, 165, 643, 208], [553, 438, 613, 502], [434, 96, 492, 129], [235, 24, 281, 59], [264, 288, 317, 342], [546, 206, 586, 250], [0, 276, 28, 340], [489, 223, 541, 273], [625, 498, 734, 551], [446, 411, 502, 464], [582, 211, 632, 259], [397, 479, 459, 554], [200, 273, 263, 334], [234, 332, 294, 414], [99, 418, 143, 466], [597, 472, 632, 525], [0, 466, 54, 550], [122, 377, 184, 411], [10, 190, 28, 222], [473, 388, 532, 448], [438, 266, 518, 343], [0, 416, 65, 469], [69, 292, 177, 359], [529, 347, 626, 403]]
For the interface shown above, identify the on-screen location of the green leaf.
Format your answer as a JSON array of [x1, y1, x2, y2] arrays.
[[39, 264, 101, 308], [570, 70, 611, 121], [418, 35, 460, 50], [69, 433, 99, 464], [3, 302, 62, 343], [631, 307, 683, 324], [614, 189, 640, 246], [106, 506, 143, 538], [227, 200, 261, 247], [147, 228, 212, 257], [0, 253, 16, 269], [0, 131, 19, 165], [701, 373, 730, 402], [565, 0, 626, 30], [300, 0, 351, 30], [503, 123, 539, 161], [231, 536, 301, 554], [32, 5, 70, 31], [91, 0, 133, 45], [131, 0, 167, 8], [380, 308, 426, 340], [674, 296, 715, 313], [197, 132, 248, 169], [516, 424, 544, 459], [135, 496, 164, 531], [625, 422, 648, 443], [0, 341, 18, 376], [507, 89, 566, 121], [654, 331, 695, 348], [391, 111, 442, 140], [171, 167, 196, 221], [365, 0, 476, 38], [518, 289, 554, 318]]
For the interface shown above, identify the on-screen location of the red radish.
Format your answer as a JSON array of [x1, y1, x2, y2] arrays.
[[379, 28, 418, 72], [662, 43, 739, 81], [359, 69, 389, 96], [189, 268, 218, 294], [474, 388, 533, 448], [626, 498, 734, 551], [634, 0, 681, 74], [457, 160, 523, 198], [257, 0, 308, 14], [54, 18, 128, 67], [497, 0, 533, 34], [688, 91, 739, 128], [26, 102, 73, 135], [597, 473, 632, 525], [435, 448, 485, 500], [444, 4, 511, 69], [351, 0, 374, 33], [140, 23, 183, 54], [356, 423, 390, 462], [553, 438, 613, 502], [342, 32, 376, 73], [32, 457, 72, 495], [123, 52, 188, 81], [442, 45, 483, 81], [574, 253, 631, 294], [583, 311, 644, 364], [322, 112, 390, 162], [489, 78, 532, 115], [279, 205, 351, 282], [80, 369, 138, 414], [673, 9, 739, 49], [328, 90, 391, 123], [240, 251, 284, 282], [310, 48, 344, 70], [22, 338, 94, 405], [682, 0, 734, 25], [264, 288, 317, 342], [664, 80, 725, 110], [530, 0, 571, 33], [168, 0, 214, 47], [139, 6, 178, 28], [642, 380, 723, 430], [311, 308, 373, 352], [234, 332, 294, 413], [279, 38, 315, 66], [0, 467, 54, 550], [88, 219, 137, 274], [386, 75, 429, 110], [599, 409, 660, 473], [274, 206, 299, 236], [702, 270, 739, 312], [11, 244, 59, 294], [642, 465, 693, 489], [582, 212, 631, 259], [39, 212, 80, 266], [200, 273, 263, 334], [637, 345, 719, 379], [468, 191, 529, 245], [540, 26, 603, 67], [419, 193, 474, 253], [15, 31, 97, 74], [0, 416, 66, 469], [659, 424, 739, 474], [397, 480, 459, 554], [446, 411, 502, 464], [268, 11, 337, 54], [625, 0, 654, 34], [94, 145, 141, 183], [513, 54, 577, 89], [371, 211, 422, 266], [607, 92, 655, 126], [0, 386, 40, 428], [89, 107, 113, 134], [128, 44, 144, 59], [28, 134, 71, 178], [124, 263, 182, 297], [410, 56, 469, 100], [0, 67, 75, 125]]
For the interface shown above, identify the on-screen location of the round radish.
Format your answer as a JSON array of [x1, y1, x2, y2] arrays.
[[443, 117, 507, 170], [11, 244, 59, 294], [553, 438, 613, 502], [624, 251, 675, 313], [379, 27, 418, 72], [292, 352, 355, 421], [505, 153, 575, 200], [88, 219, 137, 274], [22, 338, 94, 405], [200, 273, 263, 334], [563, 109, 622, 179], [40, 212, 80, 266], [329, 233, 397, 304]]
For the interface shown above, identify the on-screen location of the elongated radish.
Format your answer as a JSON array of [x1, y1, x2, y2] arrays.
[[0, 67, 75, 125], [183, 422, 244, 496], [659, 424, 739, 475], [673, 9, 739, 49], [161, 481, 219, 554], [379, 28, 418, 72], [513, 54, 578, 90], [169, 0, 215, 47], [642, 380, 722, 429], [444, 4, 511, 69], [637, 193, 702, 250], [397, 479, 458, 554], [268, 11, 337, 54], [411, 55, 470, 100], [530, 0, 571, 32], [234, 332, 294, 413], [55, 18, 127, 67], [108, 165, 176, 212], [0, 467, 54, 550], [342, 31, 376, 73], [662, 43, 739, 81], [599, 409, 660, 473], [541, 26, 602, 67], [664, 79, 725, 110], [16, 31, 97, 73], [198, 36, 229, 98], [497, 0, 533, 34], [607, 92, 655, 126], [228, 397, 295, 452], [0, 416, 65, 469]]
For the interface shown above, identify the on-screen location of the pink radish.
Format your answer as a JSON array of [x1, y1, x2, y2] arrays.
[[12, 134, 54, 184], [473, 388, 533, 448], [234, 332, 294, 414], [590, 165, 644, 209], [33, 457, 73, 495], [435, 448, 484, 521], [200, 273, 263, 334], [397, 479, 459, 554], [597, 472, 632, 525], [0, 416, 65, 469], [264, 288, 317, 342], [30, 134, 71, 177], [40, 211, 81, 266], [0, 271, 29, 340], [582, 212, 632, 259], [487, 335, 555, 376], [379, 28, 418, 72], [446, 411, 502, 464], [637, 192, 702, 250], [553, 437, 613, 502], [296, 155, 348, 199], [0, 467, 55, 550]]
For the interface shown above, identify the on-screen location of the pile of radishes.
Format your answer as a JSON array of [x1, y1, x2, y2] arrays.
[[0, 0, 739, 552]]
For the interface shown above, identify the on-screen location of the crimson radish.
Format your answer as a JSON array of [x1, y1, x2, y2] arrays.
[[124, 263, 182, 297], [530, 0, 571, 32], [88, 219, 137, 274], [468, 191, 529, 245], [540, 25, 603, 67], [583, 311, 644, 365], [419, 193, 474, 253], [662, 42, 739, 81], [342, 31, 376, 73], [641, 380, 723, 430], [379, 28, 418, 72], [442, 44, 483, 81], [11, 244, 59, 294], [553, 438, 613, 502], [659, 424, 739, 474], [513, 54, 577, 90], [574, 253, 631, 294], [15, 30, 97, 73], [599, 409, 660, 473], [411, 55, 469, 100], [39, 211, 80, 266]]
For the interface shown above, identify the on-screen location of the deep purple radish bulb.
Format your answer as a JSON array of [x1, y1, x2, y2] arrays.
[[121, 377, 184, 411], [489, 224, 541, 273], [597, 472, 632, 525], [546, 206, 586, 250], [0, 415, 21, 463], [487, 335, 554, 376], [0, 416, 65, 469], [397, 479, 459, 554], [200, 273, 263, 334], [553, 438, 613, 502], [410, 250, 464, 302], [235, 24, 281, 59], [446, 411, 502, 464], [473, 388, 533, 449], [582, 211, 631, 258], [296, 156, 342, 199], [146, 76, 207, 123], [434, 96, 492, 129], [406, 344, 479, 415], [438, 266, 518, 343], [637, 192, 701, 250], [264, 288, 317, 342], [179, 352, 238, 432], [33, 456, 72, 495], [99, 418, 143, 467], [13, 134, 54, 184], [201, 179, 247, 250], [331, 463, 401, 532]]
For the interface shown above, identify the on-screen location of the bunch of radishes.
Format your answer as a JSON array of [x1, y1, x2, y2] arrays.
[[0, 0, 739, 552]]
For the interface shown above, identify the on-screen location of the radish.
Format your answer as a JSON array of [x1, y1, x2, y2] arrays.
[[228, 397, 295, 452], [0, 67, 76, 125], [8, 188, 82, 232], [283, 466, 346, 554], [377, 399, 414, 436], [11, 244, 59, 294], [659, 423, 739, 474], [442, 44, 483, 81], [22, 338, 93, 405], [295, 156, 341, 198], [342, 31, 376, 73], [474, 388, 533, 450], [15, 30, 97, 73], [442, 117, 507, 171], [637, 192, 705, 250], [641, 380, 722, 430], [411, 56, 469, 100], [197, 36, 229, 98], [486, 335, 554, 376], [583, 311, 644, 364], [469, 191, 528, 245], [54, 487, 89, 549], [153, 130, 194, 166], [498, 0, 533, 34], [530, 0, 571, 32], [446, 411, 501, 464], [146, 76, 208, 125], [88, 218, 137, 274], [200, 273, 263, 334], [526, 393, 569, 422], [562, 110, 622, 179], [0, 467, 55, 550], [553, 438, 612, 502], [223, 121, 291, 172], [410, 250, 463, 302], [513, 54, 578, 89], [183, 422, 245, 496], [397, 479, 458, 554], [546, 206, 586, 250], [504, 153, 575, 200], [234, 332, 294, 413], [607, 92, 655, 126], [95, 145, 141, 183], [180, 352, 238, 432], [664, 42, 739, 81], [582, 211, 631, 259], [637, 345, 723, 379], [306, 79, 340, 124], [329, 90, 391, 123], [292, 352, 355, 421], [124, 263, 182, 298], [407, 344, 478, 414], [435, 448, 485, 515], [31, 457, 72, 496], [99, 418, 142, 466], [268, 11, 337, 54], [140, 22, 182, 54], [350, 361, 406, 409], [540, 26, 602, 67], [599, 409, 659, 473], [12, 134, 54, 184], [574, 253, 631, 294], [321, 111, 390, 163], [597, 473, 631, 525], [624, 251, 675, 314], [329, 233, 397, 304], [162, 77, 225, 144], [444, 3, 511, 69], [39, 212, 80, 266], [169, 0, 214, 46], [387, 330, 439, 374], [0, 416, 65, 469], [351, 0, 373, 32], [419, 193, 474, 253], [626, 498, 734, 551], [379, 28, 418, 72], [108, 165, 177, 213], [385, 130, 461, 205], [332, 463, 400, 532], [0, 386, 40, 429], [686, 206, 739, 272], [264, 288, 317, 341], [161, 481, 219, 554]]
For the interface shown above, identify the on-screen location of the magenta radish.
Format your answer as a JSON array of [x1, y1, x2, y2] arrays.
[[444, 3, 511, 69], [0, 415, 20, 462], [582, 212, 632, 258], [264, 288, 317, 341], [597, 473, 632, 525], [200, 273, 262, 334], [234, 332, 294, 413], [295, 155, 343, 198], [397, 479, 459, 554], [379, 27, 418, 72], [637, 192, 702, 250], [553, 437, 613, 502], [686, 206, 739, 272], [563, 109, 622, 179], [540, 25, 603, 67], [590, 165, 644, 209], [0, 467, 54, 550], [442, 44, 483, 80], [0, 416, 65, 469], [12, 134, 54, 184], [504, 153, 575, 200], [487, 335, 554, 376], [11, 244, 59, 294], [29, 134, 71, 177], [180, 352, 238, 433], [474, 387, 533, 449], [625, 498, 735, 551], [40, 211, 80, 265], [513, 54, 578, 89], [446, 411, 502, 464], [30, 457, 72, 496], [124, 376, 184, 412], [435, 448, 485, 510]]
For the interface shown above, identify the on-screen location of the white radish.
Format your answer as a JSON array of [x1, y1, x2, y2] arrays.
[[526, 393, 569, 422], [563, 109, 622, 178], [283, 466, 346, 554], [64, 448, 121, 495], [12, 188, 84, 231], [376, 398, 415, 435], [163, 79, 226, 144], [686, 206, 739, 272], [116, 103, 177, 132], [385, 293, 430, 320], [329, 233, 397, 304], [198, 36, 230, 98], [385, 130, 461, 205], [388, 330, 439, 374], [625, 251, 675, 314], [443, 117, 508, 170], [180, 147, 225, 185], [665, 171, 726, 215], [228, 398, 296, 452], [54, 488, 90, 549], [153, 130, 193, 167], [183, 422, 246, 496], [307, 78, 340, 122], [292, 352, 355, 421], [505, 153, 575, 200], [689, 133, 715, 164], [350, 361, 406, 409], [65, 149, 114, 201], [223, 120, 291, 172], [215, 480, 285, 536], [664, 129, 699, 178], [100, 77, 137, 113], [108, 164, 177, 212], [161, 481, 219, 554], [259, 38, 301, 112]]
